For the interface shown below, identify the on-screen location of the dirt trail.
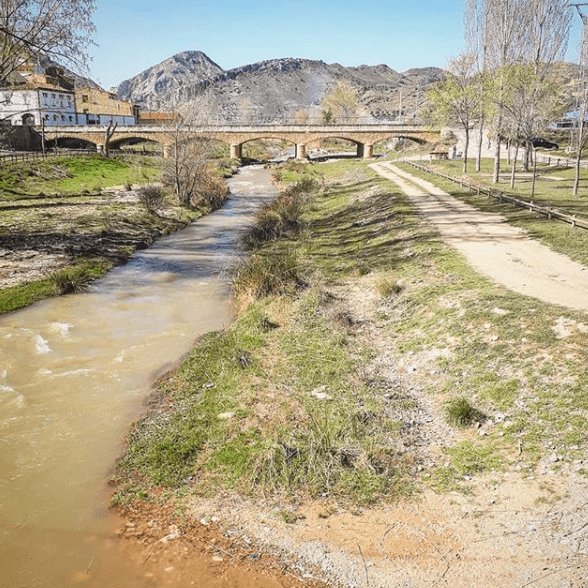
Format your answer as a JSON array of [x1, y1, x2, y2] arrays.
[[370, 162, 588, 313]]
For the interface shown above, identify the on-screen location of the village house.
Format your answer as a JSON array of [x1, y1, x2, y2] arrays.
[[0, 65, 77, 126], [0, 62, 140, 127], [75, 87, 139, 126]]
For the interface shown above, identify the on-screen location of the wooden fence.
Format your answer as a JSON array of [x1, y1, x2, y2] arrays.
[[0, 149, 97, 164], [404, 159, 588, 231]]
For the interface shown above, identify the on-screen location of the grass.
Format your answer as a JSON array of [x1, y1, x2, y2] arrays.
[[113, 291, 414, 505], [114, 153, 588, 510], [444, 397, 486, 428], [0, 258, 111, 314], [0, 154, 163, 198]]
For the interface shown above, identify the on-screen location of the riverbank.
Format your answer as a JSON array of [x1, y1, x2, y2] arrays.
[[0, 154, 231, 313], [112, 157, 588, 587]]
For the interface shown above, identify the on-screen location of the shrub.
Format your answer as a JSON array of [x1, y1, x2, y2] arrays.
[[241, 178, 320, 250], [138, 184, 165, 215], [232, 246, 302, 300]]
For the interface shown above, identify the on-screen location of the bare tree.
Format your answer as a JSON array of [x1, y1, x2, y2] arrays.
[[0, 0, 96, 85], [464, 0, 571, 182], [571, 4, 588, 195], [524, 0, 572, 78], [103, 120, 117, 158], [162, 109, 227, 210], [464, 0, 490, 171]]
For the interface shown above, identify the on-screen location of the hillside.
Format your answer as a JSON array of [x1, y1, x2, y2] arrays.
[[115, 52, 446, 122]]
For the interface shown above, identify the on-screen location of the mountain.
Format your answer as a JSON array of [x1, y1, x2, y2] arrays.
[[115, 50, 224, 109], [115, 52, 446, 122]]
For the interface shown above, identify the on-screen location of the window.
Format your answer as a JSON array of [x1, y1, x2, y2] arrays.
[[82, 94, 88, 103]]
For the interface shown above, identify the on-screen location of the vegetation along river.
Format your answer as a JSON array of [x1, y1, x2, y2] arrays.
[[0, 165, 278, 588]]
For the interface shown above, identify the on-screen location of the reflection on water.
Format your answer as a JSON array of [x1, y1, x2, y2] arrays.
[[0, 166, 277, 588]]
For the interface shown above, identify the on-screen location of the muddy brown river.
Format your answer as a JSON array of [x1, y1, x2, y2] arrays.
[[0, 166, 277, 588]]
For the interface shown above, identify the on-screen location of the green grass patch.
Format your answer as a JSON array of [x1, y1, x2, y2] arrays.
[[115, 156, 588, 511], [0, 258, 111, 314]]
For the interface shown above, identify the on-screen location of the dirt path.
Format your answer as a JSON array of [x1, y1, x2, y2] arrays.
[[370, 162, 588, 313]]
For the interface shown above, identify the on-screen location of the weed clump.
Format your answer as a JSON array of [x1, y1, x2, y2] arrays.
[[241, 178, 321, 250], [232, 246, 302, 300], [444, 397, 485, 428]]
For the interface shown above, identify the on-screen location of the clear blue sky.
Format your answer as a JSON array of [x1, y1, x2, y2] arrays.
[[90, 0, 467, 89], [91, 0, 585, 90]]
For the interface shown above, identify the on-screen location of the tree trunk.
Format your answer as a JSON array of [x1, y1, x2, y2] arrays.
[[475, 119, 485, 172], [463, 128, 470, 174], [104, 121, 117, 158], [531, 145, 538, 199], [492, 135, 501, 183], [510, 143, 519, 188]]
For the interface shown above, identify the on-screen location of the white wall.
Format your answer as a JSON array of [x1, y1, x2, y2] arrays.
[[0, 90, 40, 125], [38, 89, 76, 125], [0, 89, 77, 126]]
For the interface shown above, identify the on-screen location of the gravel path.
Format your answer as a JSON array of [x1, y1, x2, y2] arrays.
[[370, 162, 588, 313]]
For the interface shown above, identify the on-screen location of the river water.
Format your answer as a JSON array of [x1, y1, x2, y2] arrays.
[[0, 166, 277, 588]]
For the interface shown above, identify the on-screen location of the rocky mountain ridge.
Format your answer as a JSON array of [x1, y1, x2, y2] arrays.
[[115, 51, 446, 123]]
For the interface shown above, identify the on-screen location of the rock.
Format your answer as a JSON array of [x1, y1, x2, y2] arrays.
[[310, 386, 332, 401]]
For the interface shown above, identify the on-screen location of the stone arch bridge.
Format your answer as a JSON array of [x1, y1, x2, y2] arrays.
[[41, 123, 439, 160]]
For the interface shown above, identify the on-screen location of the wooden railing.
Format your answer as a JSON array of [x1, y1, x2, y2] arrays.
[[0, 149, 97, 164], [403, 159, 588, 231]]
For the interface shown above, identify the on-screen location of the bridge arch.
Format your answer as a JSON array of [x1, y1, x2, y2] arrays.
[[108, 136, 164, 155], [46, 134, 98, 150]]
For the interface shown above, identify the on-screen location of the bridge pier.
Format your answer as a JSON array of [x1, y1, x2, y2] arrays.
[[357, 143, 374, 159], [295, 143, 307, 159], [230, 143, 243, 159], [163, 144, 173, 159]]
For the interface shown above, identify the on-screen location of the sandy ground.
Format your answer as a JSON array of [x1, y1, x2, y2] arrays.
[[110, 163, 588, 588], [370, 162, 588, 313]]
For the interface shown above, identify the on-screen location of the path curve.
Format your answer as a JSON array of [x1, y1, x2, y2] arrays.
[[370, 161, 588, 313]]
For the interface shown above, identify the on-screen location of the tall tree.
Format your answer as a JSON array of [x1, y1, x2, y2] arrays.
[[0, 0, 96, 85], [464, 0, 571, 182], [571, 4, 588, 195], [427, 54, 482, 173], [321, 80, 362, 124]]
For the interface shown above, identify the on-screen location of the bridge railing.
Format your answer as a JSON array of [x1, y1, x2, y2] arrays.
[[38, 120, 430, 133]]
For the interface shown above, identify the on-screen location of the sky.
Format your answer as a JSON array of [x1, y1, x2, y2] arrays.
[[90, 0, 467, 89]]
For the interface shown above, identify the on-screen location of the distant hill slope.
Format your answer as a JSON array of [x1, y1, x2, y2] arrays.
[[115, 52, 446, 122], [115, 50, 224, 109]]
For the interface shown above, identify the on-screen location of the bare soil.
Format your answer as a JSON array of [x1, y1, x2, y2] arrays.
[[0, 187, 178, 289]]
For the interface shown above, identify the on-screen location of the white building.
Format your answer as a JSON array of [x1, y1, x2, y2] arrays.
[[0, 87, 77, 126]]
